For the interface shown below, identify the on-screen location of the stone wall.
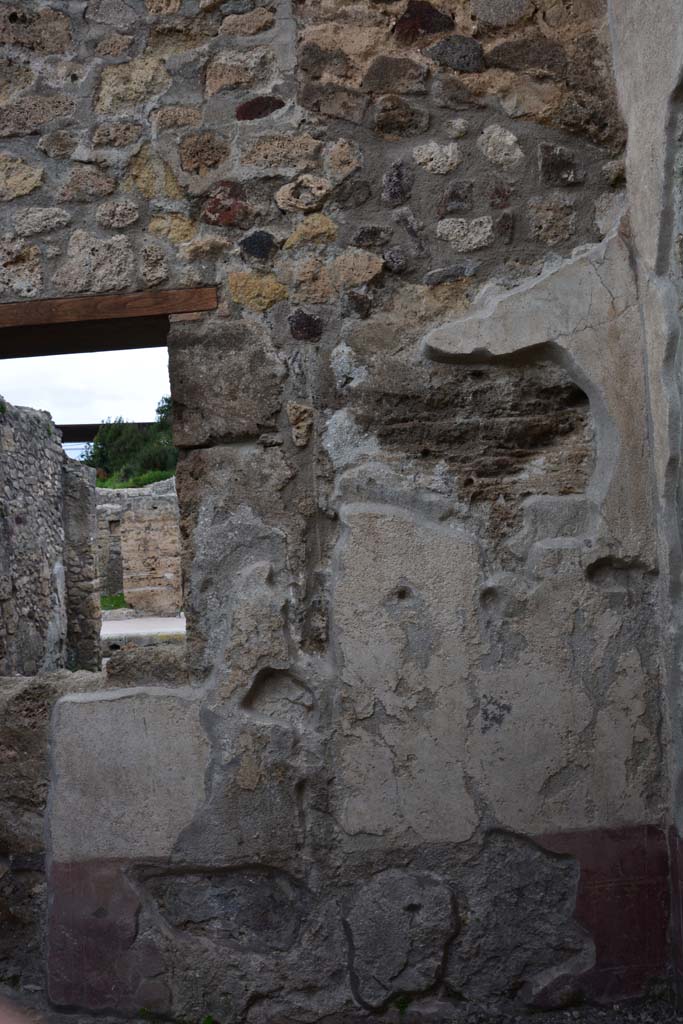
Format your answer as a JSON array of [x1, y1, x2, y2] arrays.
[[0, 396, 101, 675], [96, 477, 182, 615], [0, 0, 681, 1020], [97, 502, 123, 596], [0, 669, 106, 992]]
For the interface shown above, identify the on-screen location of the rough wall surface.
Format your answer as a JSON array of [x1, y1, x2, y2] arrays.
[[608, 0, 683, 996], [96, 478, 181, 614], [0, 670, 106, 993], [0, 398, 66, 675], [97, 502, 123, 596], [0, 0, 679, 1019], [0, 397, 101, 675], [63, 460, 102, 669]]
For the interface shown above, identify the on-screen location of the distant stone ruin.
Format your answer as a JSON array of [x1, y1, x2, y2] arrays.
[[97, 477, 182, 617], [1, 0, 683, 1021]]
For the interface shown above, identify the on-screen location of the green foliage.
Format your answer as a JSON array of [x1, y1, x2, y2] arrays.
[[100, 593, 128, 611], [96, 468, 176, 490], [84, 396, 177, 487], [394, 994, 413, 1017]]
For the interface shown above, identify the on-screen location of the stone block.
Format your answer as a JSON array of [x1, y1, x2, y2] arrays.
[[393, 1, 454, 44], [471, 0, 532, 26], [382, 160, 414, 206], [1, 4, 73, 53], [413, 140, 461, 174], [169, 318, 287, 447], [427, 35, 484, 73], [527, 192, 577, 244], [13, 206, 70, 236], [362, 56, 429, 95], [241, 132, 321, 171], [59, 164, 116, 202], [437, 215, 494, 250], [205, 48, 272, 95], [52, 229, 135, 294], [0, 152, 42, 201], [299, 81, 369, 124], [96, 58, 171, 113], [373, 93, 429, 138], [477, 124, 525, 169], [95, 198, 139, 229], [0, 94, 74, 138], [179, 130, 230, 175], [539, 143, 586, 187], [345, 870, 457, 1009], [487, 36, 567, 76]]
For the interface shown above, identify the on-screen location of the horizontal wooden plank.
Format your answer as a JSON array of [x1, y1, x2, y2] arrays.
[[0, 316, 170, 359], [58, 423, 154, 443], [0, 287, 217, 329]]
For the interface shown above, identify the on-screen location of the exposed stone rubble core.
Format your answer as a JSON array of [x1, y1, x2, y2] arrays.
[[96, 477, 182, 615], [0, 398, 101, 675], [0, 0, 682, 1020]]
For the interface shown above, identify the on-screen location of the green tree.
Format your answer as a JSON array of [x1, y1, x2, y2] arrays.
[[84, 396, 178, 487]]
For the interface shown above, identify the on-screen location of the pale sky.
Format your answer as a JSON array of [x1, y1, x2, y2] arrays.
[[0, 347, 171, 459], [0, 347, 171, 422]]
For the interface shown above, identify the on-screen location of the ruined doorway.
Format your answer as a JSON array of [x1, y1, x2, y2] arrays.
[[0, 287, 217, 668]]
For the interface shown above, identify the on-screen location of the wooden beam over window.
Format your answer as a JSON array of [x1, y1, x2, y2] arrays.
[[0, 287, 217, 359], [0, 316, 171, 359], [0, 287, 217, 329], [58, 422, 155, 443]]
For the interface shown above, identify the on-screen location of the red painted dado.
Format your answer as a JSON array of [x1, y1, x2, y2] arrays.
[[667, 827, 683, 996], [47, 860, 170, 1014], [537, 826, 671, 1002], [47, 827, 675, 1013]]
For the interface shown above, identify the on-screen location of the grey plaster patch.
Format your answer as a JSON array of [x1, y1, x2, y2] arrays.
[[50, 688, 210, 860]]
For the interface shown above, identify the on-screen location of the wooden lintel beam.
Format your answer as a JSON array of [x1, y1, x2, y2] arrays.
[[0, 316, 171, 359], [0, 286, 217, 330], [58, 422, 155, 443]]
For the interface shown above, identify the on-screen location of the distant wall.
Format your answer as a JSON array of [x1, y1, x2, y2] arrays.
[[0, 397, 101, 675], [96, 478, 181, 617], [63, 461, 102, 671]]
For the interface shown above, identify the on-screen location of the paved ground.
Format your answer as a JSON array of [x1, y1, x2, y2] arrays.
[[101, 615, 186, 636]]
